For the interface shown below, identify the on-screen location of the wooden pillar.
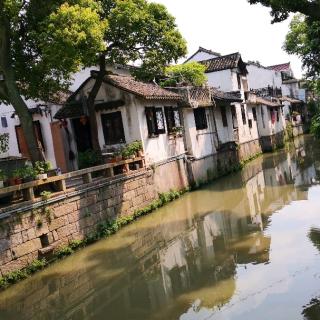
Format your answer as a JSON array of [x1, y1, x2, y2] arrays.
[[23, 187, 35, 201], [56, 179, 66, 192], [83, 173, 92, 184]]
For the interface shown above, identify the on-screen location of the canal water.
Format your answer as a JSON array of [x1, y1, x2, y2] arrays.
[[0, 135, 320, 320]]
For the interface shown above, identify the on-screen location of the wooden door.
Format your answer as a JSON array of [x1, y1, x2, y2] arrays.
[[15, 121, 45, 159], [50, 121, 68, 173]]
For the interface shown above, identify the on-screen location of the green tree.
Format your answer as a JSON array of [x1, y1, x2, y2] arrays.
[[161, 62, 207, 87], [86, 0, 187, 152], [248, 0, 320, 23], [0, 0, 107, 161], [284, 15, 320, 78]]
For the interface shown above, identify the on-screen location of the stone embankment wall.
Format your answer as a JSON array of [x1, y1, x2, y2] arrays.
[[260, 131, 285, 152], [0, 169, 164, 276], [238, 139, 262, 161], [0, 134, 292, 276]]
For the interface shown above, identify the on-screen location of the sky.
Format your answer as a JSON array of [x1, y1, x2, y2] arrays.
[[154, 0, 303, 78]]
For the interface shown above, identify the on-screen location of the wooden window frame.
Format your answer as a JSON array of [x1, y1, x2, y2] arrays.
[[252, 107, 257, 121], [194, 107, 208, 131], [101, 111, 126, 146], [145, 107, 166, 137], [220, 106, 228, 127], [1, 116, 8, 128], [164, 106, 182, 134], [241, 105, 247, 125]]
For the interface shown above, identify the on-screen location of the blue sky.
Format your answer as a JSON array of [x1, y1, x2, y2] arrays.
[[155, 0, 303, 78]]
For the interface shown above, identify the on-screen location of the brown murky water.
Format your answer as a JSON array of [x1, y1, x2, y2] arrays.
[[0, 135, 320, 320]]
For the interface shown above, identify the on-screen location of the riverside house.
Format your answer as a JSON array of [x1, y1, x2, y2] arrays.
[[169, 85, 243, 184], [247, 61, 306, 137], [54, 71, 190, 191], [55, 70, 247, 186], [186, 47, 262, 161], [0, 94, 73, 172]]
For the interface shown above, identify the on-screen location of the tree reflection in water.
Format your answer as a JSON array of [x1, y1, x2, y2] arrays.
[[302, 228, 320, 320]]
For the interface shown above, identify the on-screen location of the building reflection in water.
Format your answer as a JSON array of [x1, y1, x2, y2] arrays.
[[0, 136, 319, 320]]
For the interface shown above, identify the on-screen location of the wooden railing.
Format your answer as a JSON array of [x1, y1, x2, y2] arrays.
[[0, 157, 145, 202]]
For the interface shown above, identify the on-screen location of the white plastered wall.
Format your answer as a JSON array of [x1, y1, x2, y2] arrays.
[[80, 79, 185, 166]]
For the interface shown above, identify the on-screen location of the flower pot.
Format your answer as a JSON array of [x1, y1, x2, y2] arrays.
[[47, 169, 56, 177], [22, 176, 34, 183], [137, 150, 144, 157], [37, 173, 48, 180], [15, 178, 22, 185], [8, 177, 16, 186], [115, 155, 123, 162]]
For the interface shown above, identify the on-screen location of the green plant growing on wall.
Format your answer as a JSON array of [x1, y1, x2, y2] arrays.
[[311, 114, 320, 139], [40, 191, 52, 201], [0, 259, 47, 289], [36, 218, 43, 229], [44, 207, 52, 223]]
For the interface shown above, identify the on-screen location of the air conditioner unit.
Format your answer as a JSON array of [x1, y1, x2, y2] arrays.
[[0, 74, 4, 81]]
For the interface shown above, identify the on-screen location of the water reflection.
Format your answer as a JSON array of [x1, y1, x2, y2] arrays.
[[0, 135, 320, 320]]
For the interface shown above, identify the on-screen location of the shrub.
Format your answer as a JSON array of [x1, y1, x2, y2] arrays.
[[161, 62, 207, 87], [34, 161, 51, 174], [311, 113, 320, 138], [78, 150, 102, 169]]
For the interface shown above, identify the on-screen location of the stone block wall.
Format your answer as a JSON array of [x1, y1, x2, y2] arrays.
[[293, 124, 304, 137], [238, 139, 262, 161], [0, 170, 160, 276], [189, 150, 239, 186], [260, 132, 285, 152]]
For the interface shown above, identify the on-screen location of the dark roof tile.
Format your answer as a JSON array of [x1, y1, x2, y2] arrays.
[[267, 63, 290, 72], [199, 53, 247, 73], [103, 74, 182, 101]]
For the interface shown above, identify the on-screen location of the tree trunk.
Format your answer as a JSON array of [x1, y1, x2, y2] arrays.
[[86, 55, 106, 153], [0, 15, 44, 162], [6, 80, 44, 162]]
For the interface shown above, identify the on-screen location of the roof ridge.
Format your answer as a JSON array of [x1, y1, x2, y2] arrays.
[[199, 52, 240, 63], [267, 62, 291, 69], [198, 46, 221, 56]]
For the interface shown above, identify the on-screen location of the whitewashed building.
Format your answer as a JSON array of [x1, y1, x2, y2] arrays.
[[0, 95, 73, 172], [186, 48, 262, 160], [55, 71, 190, 191]]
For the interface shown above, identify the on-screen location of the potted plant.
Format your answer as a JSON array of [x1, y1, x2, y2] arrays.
[[114, 150, 123, 162], [12, 168, 23, 185], [40, 191, 52, 201], [35, 161, 51, 180], [135, 140, 144, 157], [171, 126, 183, 138], [7, 172, 16, 186], [121, 146, 133, 160], [21, 166, 37, 183]]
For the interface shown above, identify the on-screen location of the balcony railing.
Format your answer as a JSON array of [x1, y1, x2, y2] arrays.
[[250, 86, 282, 98], [0, 157, 145, 205]]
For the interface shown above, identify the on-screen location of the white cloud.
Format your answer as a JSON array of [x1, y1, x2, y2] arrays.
[[154, 0, 303, 78]]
